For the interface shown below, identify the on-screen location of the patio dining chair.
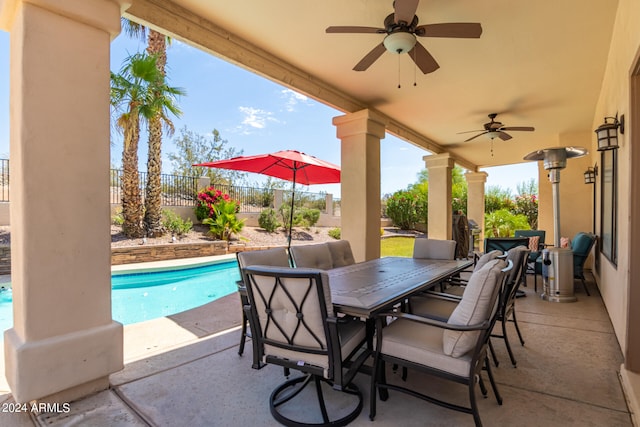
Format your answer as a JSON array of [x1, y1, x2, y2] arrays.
[[290, 242, 334, 269], [236, 248, 290, 368], [571, 232, 597, 296], [514, 230, 546, 291], [369, 258, 512, 427], [243, 265, 368, 427]]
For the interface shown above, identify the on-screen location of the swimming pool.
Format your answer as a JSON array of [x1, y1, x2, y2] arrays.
[[0, 259, 240, 334]]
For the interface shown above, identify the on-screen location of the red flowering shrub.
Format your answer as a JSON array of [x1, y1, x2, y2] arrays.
[[195, 186, 238, 221]]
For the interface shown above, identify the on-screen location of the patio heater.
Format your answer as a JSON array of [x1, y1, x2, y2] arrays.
[[523, 147, 588, 302]]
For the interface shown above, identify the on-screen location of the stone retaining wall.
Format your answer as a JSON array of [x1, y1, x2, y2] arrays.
[[0, 242, 288, 273]]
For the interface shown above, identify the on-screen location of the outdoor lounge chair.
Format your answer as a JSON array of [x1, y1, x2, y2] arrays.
[[370, 258, 512, 427], [236, 248, 290, 368], [242, 265, 368, 427], [514, 229, 546, 291], [571, 232, 597, 296]]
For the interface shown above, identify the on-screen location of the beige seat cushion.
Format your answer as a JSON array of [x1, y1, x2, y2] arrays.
[[413, 239, 457, 260], [237, 247, 290, 269], [474, 250, 503, 271], [290, 243, 333, 270], [379, 317, 472, 378], [326, 240, 356, 267], [443, 259, 506, 357]]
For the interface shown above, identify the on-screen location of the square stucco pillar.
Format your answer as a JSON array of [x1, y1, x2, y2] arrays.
[[424, 153, 454, 240], [1, 0, 127, 403], [333, 110, 386, 262], [465, 171, 488, 244]]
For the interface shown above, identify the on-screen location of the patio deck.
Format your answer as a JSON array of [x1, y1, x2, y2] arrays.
[[0, 274, 633, 426]]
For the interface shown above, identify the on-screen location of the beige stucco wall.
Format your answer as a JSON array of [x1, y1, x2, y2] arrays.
[[592, 0, 640, 355]]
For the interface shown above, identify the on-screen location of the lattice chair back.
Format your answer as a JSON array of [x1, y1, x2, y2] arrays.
[[242, 265, 367, 426]]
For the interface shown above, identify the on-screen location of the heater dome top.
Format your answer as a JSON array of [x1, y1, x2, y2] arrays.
[[523, 146, 588, 170]]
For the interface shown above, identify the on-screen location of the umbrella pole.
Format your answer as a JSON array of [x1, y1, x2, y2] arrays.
[[287, 169, 296, 251]]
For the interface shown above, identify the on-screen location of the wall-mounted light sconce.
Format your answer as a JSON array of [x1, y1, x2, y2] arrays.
[[584, 164, 598, 184], [595, 113, 624, 151], [584, 163, 598, 233]]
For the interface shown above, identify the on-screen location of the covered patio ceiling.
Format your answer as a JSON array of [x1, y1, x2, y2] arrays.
[[126, 0, 618, 170]]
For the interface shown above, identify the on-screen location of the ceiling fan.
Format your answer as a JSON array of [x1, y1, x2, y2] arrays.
[[325, 0, 482, 74], [459, 113, 535, 142]]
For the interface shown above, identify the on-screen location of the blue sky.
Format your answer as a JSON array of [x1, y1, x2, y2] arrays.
[[0, 31, 536, 197]]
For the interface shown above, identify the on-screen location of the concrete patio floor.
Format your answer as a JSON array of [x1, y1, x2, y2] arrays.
[[0, 273, 634, 426]]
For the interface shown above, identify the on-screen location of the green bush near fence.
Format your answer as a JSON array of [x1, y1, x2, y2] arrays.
[[258, 208, 280, 233], [162, 209, 193, 236], [328, 227, 341, 239]]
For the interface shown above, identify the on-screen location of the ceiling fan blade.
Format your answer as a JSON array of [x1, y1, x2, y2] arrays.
[[394, 0, 420, 25], [464, 132, 488, 142], [409, 42, 439, 74], [326, 26, 386, 34], [416, 23, 483, 38], [353, 43, 387, 71], [500, 126, 535, 132], [457, 129, 485, 134], [498, 131, 512, 141]]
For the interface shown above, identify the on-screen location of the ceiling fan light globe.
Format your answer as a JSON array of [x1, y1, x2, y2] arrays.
[[486, 131, 501, 140], [383, 32, 417, 54]]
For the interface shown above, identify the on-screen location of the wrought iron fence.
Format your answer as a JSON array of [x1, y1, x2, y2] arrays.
[[0, 159, 8, 202], [110, 169, 198, 207], [0, 163, 337, 214]]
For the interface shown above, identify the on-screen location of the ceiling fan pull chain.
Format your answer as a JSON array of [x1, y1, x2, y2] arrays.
[[397, 54, 401, 88], [491, 139, 494, 157], [413, 49, 417, 86]]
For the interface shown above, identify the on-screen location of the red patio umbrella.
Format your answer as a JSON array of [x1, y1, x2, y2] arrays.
[[194, 150, 341, 249]]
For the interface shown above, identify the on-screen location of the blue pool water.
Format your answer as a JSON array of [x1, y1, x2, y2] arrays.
[[0, 260, 240, 333]]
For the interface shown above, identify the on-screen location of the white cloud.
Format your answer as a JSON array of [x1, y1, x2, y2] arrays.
[[237, 106, 278, 133], [281, 89, 310, 112]]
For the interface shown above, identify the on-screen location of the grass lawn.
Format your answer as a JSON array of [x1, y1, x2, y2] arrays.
[[380, 237, 414, 257]]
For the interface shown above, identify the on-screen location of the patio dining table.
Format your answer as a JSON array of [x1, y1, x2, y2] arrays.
[[327, 256, 473, 318]]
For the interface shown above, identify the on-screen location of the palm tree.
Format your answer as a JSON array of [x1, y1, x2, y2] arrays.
[[121, 20, 177, 237], [144, 29, 172, 236], [111, 53, 183, 237]]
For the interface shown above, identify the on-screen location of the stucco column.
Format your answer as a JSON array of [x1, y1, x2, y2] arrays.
[[333, 110, 386, 262], [465, 171, 488, 245], [424, 153, 454, 240], [1, 0, 127, 403]]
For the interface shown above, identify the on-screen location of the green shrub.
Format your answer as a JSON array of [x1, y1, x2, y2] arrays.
[[258, 208, 280, 233], [386, 190, 420, 230], [294, 207, 321, 229], [112, 210, 124, 226], [484, 209, 531, 237], [328, 227, 341, 239], [162, 210, 193, 236], [203, 199, 245, 241]]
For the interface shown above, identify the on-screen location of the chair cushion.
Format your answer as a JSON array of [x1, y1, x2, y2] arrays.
[[290, 243, 334, 270], [528, 236, 540, 252], [327, 240, 356, 268], [474, 250, 502, 271], [237, 248, 290, 269], [443, 259, 505, 357], [410, 295, 458, 321], [265, 307, 366, 378], [379, 318, 472, 377], [413, 239, 457, 260]]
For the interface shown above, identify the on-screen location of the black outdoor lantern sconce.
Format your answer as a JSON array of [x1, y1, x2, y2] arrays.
[[595, 114, 624, 151], [584, 165, 598, 184]]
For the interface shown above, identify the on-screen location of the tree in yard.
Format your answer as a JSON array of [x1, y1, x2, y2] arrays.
[[121, 20, 186, 237], [111, 53, 183, 237], [168, 127, 245, 184]]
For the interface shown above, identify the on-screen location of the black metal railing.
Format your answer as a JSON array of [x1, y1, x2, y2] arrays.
[[0, 162, 337, 214], [0, 159, 8, 202], [110, 169, 198, 207]]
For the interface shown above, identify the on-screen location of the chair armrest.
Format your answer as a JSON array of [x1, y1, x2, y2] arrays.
[[377, 310, 490, 332], [414, 290, 463, 303]]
